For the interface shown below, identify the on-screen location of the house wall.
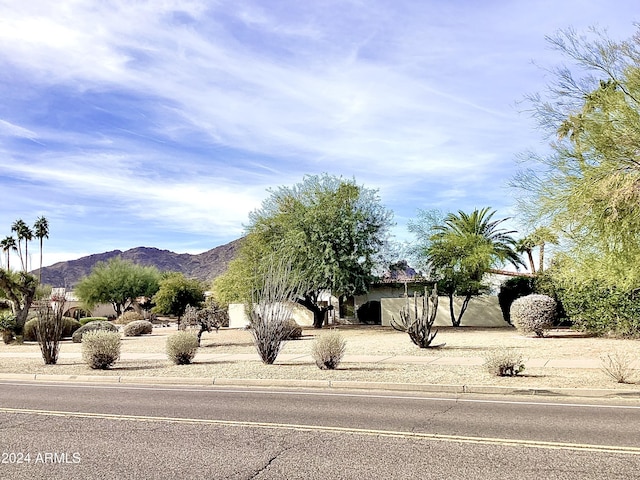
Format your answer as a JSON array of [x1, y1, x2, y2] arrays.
[[228, 302, 315, 328], [381, 295, 505, 327]]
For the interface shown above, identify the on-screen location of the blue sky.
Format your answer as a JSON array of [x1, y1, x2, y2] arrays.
[[0, 1, 638, 269]]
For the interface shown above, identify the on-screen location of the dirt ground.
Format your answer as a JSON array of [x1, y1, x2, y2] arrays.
[[1, 325, 639, 391]]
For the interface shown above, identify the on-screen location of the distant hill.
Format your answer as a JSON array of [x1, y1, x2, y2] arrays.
[[34, 238, 242, 288]]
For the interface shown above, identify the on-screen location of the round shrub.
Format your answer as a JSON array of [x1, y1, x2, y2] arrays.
[[312, 330, 346, 370], [81, 330, 121, 369], [166, 331, 199, 365], [115, 311, 145, 325], [22, 318, 39, 341], [72, 321, 119, 343], [283, 319, 303, 339], [123, 320, 153, 337], [484, 348, 525, 376], [510, 294, 557, 337], [79, 316, 108, 326], [61, 317, 81, 338]]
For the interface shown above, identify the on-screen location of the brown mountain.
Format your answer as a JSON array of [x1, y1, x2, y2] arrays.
[[35, 238, 242, 288]]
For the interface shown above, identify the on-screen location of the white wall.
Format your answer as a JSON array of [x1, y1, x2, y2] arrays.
[[382, 295, 506, 327]]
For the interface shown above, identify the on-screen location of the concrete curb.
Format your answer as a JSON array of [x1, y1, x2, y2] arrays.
[[2, 373, 640, 399]]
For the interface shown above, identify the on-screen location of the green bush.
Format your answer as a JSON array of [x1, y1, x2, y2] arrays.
[[312, 330, 346, 370], [115, 311, 145, 325], [0, 311, 16, 344], [510, 294, 557, 337], [497, 276, 535, 324], [72, 321, 119, 343], [283, 319, 303, 339], [79, 317, 108, 326], [557, 280, 640, 337], [81, 330, 121, 369], [166, 331, 199, 365], [123, 320, 153, 337], [484, 349, 525, 376], [61, 317, 81, 338], [22, 317, 79, 341]]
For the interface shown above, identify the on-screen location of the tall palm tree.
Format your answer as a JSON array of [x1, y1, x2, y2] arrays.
[[427, 207, 523, 326], [33, 216, 49, 282], [0, 236, 17, 270], [10, 219, 27, 271], [515, 237, 537, 274]]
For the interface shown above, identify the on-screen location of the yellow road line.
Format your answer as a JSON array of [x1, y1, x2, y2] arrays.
[[2, 406, 639, 455]]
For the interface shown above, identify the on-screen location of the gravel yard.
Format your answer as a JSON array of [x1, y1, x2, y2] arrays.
[[1, 325, 639, 391]]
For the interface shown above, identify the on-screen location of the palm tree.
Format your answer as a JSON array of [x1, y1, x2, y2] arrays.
[[515, 237, 537, 274], [33, 216, 49, 282], [427, 207, 523, 326], [11, 219, 27, 271], [0, 236, 17, 270], [530, 227, 558, 273]]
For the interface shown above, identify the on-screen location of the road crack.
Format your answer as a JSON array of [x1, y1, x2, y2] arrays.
[[246, 445, 294, 479]]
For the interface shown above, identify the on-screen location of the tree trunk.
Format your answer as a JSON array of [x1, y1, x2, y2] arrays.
[[539, 242, 545, 273], [448, 292, 460, 327], [527, 250, 536, 274], [296, 293, 333, 329]]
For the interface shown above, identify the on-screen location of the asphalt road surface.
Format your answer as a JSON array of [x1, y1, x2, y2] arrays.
[[1, 381, 639, 479]]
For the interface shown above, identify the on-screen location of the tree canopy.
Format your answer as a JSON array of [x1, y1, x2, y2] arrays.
[[152, 272, 205, 322], [410, 207, 522, 326], [75, 257, 161, 317], [512, 26, 640, 287], [213, 174, 393, 327]]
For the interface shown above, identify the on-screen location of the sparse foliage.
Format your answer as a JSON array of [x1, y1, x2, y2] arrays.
[[180, 303, 229, 346], [391, 285, 440, 348], [0, 269, 37, 331], [115, 311, 145, 325], [484, 349, 525, 377], [600, 352, 635, 384], [166, 331, 199, 365], [81, 330, 121, 369], [312, 330, 346, 370], [34, 296, 66, 365], [249, 259, 307, 364]]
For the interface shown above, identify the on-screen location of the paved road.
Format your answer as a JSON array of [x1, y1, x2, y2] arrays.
[[1, 381, 639, 479]]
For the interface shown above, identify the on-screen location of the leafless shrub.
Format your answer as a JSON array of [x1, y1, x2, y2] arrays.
[[181, 303, 229, 346], [35, 295, 66, 365], [484, 348, 525, 377], [312, 330, 346, 369], [391, 285, 440, 348], [249, 259, 307, 365], [601, 352, 635, 384]]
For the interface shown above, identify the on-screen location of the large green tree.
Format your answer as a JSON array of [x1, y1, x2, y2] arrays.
[[214, 174, 393, 328], [153, 272, 205, 324], [75, 257, 161, 317], [411, 208, 522, 327]]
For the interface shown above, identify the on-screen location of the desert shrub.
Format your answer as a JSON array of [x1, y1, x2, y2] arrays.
[[510, 294, 557, 337], [34, 302, 67, 365], [0, 311, 16, 344], [61, 317, 81, 338], [72, 321, 118, 343], [166, 331, 199, 365], [79, 316, 108, 326], [498, 276, 535, 324], [601, 352, 635, 383], [181, 303, 229, 346], [484, 349, 525, 376], [123, 320, 153, 337], [283, 318, 303, 339], [115, 311, 145, 325], [82, 330, 121, 369], [391, 287, 440, 348], [22, 318, 39, 341], [557, 280, 640, 337], [312, 330, 346, 370]]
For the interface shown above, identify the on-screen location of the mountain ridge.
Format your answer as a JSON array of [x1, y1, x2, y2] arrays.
[[34, 238, 242, 288]]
